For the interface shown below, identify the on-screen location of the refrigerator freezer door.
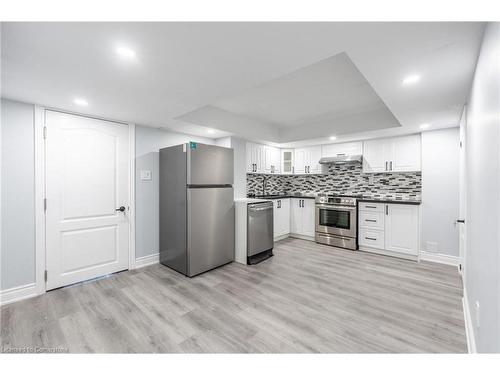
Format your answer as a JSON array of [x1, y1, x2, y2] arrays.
[[187, 143, 234, 185], [187, 187, 235, 276]]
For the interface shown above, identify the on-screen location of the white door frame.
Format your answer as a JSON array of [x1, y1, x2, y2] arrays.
[[458, 105, 467, 280], [34, 106, 136, 296]]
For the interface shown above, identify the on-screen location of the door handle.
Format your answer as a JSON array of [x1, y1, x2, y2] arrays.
[[116, 206, 126, 212], [390, 161, 393, 171], [385, 161, 388, 171], [385, 205, 388, 215], [457, 219, 465, 224]]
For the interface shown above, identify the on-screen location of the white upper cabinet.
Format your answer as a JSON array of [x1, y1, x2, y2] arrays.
[[322, 141, 363, 158], [281, 149, 294, 174], [246, 142, 264, 173], [308, 146, 322, 174], [263, 146, 281, 174], [363, 135, 421, 173], [294, 146, 322, 174], [246, 142, 281, 174], [293, 148, 307, 174], [391, 135, 421, 172], [363, 138, 392, 173]]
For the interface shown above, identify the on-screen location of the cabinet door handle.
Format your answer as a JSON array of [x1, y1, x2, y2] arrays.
[[390, 161, 393, 171], [365, 237, 377, 241], [385, 205, 388, 215], [385, 161, 388, 171]]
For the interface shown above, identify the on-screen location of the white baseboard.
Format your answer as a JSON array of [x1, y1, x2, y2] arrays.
[[0, 283, 38, 306], [463, 287, 477, 353], [360, 246, 418, 261], [419, 251, 460, 267], [274, 234, 290, 241], [289, 233, 315, 242], [134, 253, 159, 269]]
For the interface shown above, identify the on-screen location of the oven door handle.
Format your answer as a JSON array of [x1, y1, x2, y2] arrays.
[[315, 204, 356, 211]]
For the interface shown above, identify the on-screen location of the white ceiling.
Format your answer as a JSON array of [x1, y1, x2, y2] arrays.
[[1, 22, 484, 144], [179, 52, 401, 142]]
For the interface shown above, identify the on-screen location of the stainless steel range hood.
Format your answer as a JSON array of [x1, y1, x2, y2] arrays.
[[319, 154, 363, 165]]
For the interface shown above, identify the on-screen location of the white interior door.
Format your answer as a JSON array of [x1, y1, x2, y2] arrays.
[[45, 111, 130, 290], [458, 106, 467, 276]]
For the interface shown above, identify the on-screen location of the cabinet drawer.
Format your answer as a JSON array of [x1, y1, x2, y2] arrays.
[[359, 211, 384, 230], [359, 202, 385, 213], [359, 228, 385, 249]]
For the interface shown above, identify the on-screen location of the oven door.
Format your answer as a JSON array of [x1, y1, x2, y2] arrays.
[[315, 204, 357, 237]]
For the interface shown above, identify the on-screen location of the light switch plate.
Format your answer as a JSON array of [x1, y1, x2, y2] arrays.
[[140, 170, 152, 181]]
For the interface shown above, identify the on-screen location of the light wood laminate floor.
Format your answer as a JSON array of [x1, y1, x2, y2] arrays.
[[1, 238, 467, 353]]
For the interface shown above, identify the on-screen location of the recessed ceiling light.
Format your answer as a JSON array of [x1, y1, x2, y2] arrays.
[[73, 98, 88, 106], [207, 129, 215, 134], [420, 123, 430, 130], [116, 46, 136, 59], [329, 136, 337, 141], [402, 74, 421, 86]]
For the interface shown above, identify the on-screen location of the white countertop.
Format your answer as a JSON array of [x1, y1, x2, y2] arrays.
[[234, 198, 271, 204]]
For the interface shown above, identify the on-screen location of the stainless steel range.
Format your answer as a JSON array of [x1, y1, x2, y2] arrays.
[[315, 195, 358, 250]]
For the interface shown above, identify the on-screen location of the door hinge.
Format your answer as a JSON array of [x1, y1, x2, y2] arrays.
[[43, 126, 47, 139], [44, 198, 47, 212], [44, 270, 48, 282]]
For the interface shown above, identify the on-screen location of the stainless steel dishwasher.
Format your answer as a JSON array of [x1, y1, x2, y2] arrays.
[[247, 201, 274, 264]]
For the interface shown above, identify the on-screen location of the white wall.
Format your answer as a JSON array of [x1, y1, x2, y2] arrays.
[[1, 99, 36, 290], [135, 126, 214, 259], [464, 22, 500, 353], [214, 136, 247, 199], [421, 128, 460, 257], [0, 100, 216, 292]]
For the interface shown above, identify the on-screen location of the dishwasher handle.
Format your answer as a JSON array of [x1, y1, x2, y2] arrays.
[[249, 206, 273, 212]]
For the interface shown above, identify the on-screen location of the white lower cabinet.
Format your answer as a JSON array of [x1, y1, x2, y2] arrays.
[[359, 228, 385, 249], [290, 198, 315, 238], [273, 198, 290, 239], [358, 202, 419, 258], [384, 204, 419, 255]]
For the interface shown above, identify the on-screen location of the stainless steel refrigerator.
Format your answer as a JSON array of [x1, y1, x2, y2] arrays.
[[159, 142, 235, 277]]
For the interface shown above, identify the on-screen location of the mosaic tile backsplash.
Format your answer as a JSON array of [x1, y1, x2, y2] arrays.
[[247, 164, 421, 201]]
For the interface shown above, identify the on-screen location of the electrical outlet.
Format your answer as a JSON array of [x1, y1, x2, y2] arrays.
[[475, 301, 480, 328], [140, 170, 152, 181]]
